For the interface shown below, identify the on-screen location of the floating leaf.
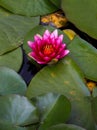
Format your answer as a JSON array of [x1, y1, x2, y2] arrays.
[[0, 123, 26, 130], [92, 88, 97, 98], [50, 0, 61, 8], [0, 0, 58, 16], [26, 56, 89, 98], [0, 15, 39, 55], [45, 124, 86, 130], [61, 0, 97, 39], [91, 96, 97, 125], [0, 67, 27, 95], [0, 95, 39, 129], [26, 57, 95, 129], [32, 93, 71, 129], [0, 6, 11, 17], [68, 36, 97, 81], [26, 125, 37, 130], [0, 47, 23, 72]]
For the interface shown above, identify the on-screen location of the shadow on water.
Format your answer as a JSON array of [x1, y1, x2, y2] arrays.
[[19, 49, 39, 85]]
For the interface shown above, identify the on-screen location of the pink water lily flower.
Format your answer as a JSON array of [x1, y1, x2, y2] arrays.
[[28, 29, 69, 64]]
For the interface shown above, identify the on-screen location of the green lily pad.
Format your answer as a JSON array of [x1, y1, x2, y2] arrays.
[[68, 36, 97, 81], [32, 93, 71, 129], [0, 95, 39, 129], [0, 0, 58, 16], [0, 123, 27, 130], [0, 47, 23, 72], [92, 88, 97, 98], [26, 56, 89, 98], [91, 96, 97, 125], [61, 0, 97, 39], [0, 6, 11, 17], [45, 124, 86, 130], [0, 15, 39, 55], [0, 124, 37, 130], [50, 0, 61, 8], [0, 67, 27, 95], [26, 126, 37, 130], [26, 57, 95, 129]]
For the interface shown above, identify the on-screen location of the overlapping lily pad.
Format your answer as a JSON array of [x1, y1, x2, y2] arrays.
[[50, 0, 61, 8], [32, 93, 71, 129], [91, 96, 97, 125], [68, 36, 97, 81], [0, 67, 27, 95], [26, 57, 96, 130], [0, 47, 23, 72], [0, 6, 11, 17], [0, 15, 39, 55], [61, 0, 97, 39], [0, 1, 97, 130], [0, 95, 39, 130], [45, 124, 86, 130], [0, 0, 58, 16], [0, 124, 27, 130]]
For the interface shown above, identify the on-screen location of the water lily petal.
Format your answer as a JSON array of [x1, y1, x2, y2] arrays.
[[51, 29, 58, 38], [44, 30, 51, 37], [64, 49, 70, 55], [37, 61, 47, 64], [27, 29, 69, 64], [60, 50, 70, 58], [27, 41, 34, 48], [50, 52, 56, 58], [44, 56, 51, 61], [34, 34, 42, 41], [58, 34, 64, 42], [55, 55, 60, 59], [39, 51, 45, 57], [58, 44, 66, 54]]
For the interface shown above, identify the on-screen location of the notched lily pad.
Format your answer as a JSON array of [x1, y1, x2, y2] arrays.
[[0, 67, 27, 95]]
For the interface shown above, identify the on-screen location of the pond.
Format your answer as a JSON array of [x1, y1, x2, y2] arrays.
[[0, 1, 97, 130]]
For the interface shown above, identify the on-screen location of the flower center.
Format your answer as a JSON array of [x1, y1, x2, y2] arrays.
[[43, 44, 54, 55]]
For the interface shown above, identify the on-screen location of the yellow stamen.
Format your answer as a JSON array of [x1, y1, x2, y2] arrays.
[[43, 45, 54, 55]]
